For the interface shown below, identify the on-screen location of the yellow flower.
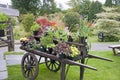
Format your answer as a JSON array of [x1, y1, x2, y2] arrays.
[[20, 37, 28, 41], [71, 46, 80, 57]]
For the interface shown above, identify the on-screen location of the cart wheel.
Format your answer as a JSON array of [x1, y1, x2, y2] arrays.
[[21, 53, 39, 80], [45, 57, 61, 72]]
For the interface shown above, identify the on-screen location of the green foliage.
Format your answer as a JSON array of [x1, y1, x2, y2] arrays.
[[14, 25, 26, 40], [105, 0, 113, 7], [104, 34, 119, 42], [67, 0, 91, 15], [79, 0, 91, 16], [11, 0, 41, 14], [0, 13, 8, 21], [18, 14, 24, 22], [53, 29, 68, 42], [39, 0, 59, 15], [22, 14, 34, 32], [30, 22, 40, 31], [41, 29, 68, 48], [114, 6, 120, 13], [0, 13, 8, 29], [67, 0, 81, 12], [95, 19, 120, 29], [10, 17, 16, 26], [88, 1, 103, 21], [96, 12, 120, 21], [67, 0, 102, 21], [41, 29, 55, 48], [63, 12, 80, 32], [78, 18, 94, 37]]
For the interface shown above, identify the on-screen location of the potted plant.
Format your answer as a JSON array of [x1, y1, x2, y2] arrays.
[[0, 13, 8, 37], [53, 28, 68, 43], [31, 22, 41, 41], [40, 29, 55, 53], [30, 22, 40, 36], [20, 36, 29, 47]]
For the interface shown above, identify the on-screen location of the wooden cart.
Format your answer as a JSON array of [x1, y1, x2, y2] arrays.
[[20, 37, 112, 80]]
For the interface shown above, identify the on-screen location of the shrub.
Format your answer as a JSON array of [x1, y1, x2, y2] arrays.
[[14, 26, 26, 40], [22, 13, 34, 32], [10, 17, 17, 26], [95, 7, 120, 42], [0, 13, 8, 29], [104, 34, 119, 42], [63, 12, 80, 32]]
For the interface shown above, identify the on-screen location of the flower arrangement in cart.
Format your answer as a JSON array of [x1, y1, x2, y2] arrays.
[[20, 16, 94, 59]]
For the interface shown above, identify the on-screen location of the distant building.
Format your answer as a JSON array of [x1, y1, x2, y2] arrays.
[[0, 4, 12, 8], [0, 4, 19, 17]]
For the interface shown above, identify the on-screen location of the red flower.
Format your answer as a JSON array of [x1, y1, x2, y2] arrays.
[[36, 18, 41, 24], [88, 22, 93, 27], [36, 18, 56, 27], [39, 19, 48, 27], [49, 22, 56, 26]]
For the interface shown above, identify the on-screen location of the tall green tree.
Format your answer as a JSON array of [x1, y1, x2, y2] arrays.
[[67, 0, 91, 17], [67, 0, 103, 21], [67, 0, 82, 12], [40, 0, 59, 15], [11, 0, 41, 14], [79, 0, 91, 16], [88, 1, 103, 21], [104, 0, 112, 7], [63, 12, 80, 32]]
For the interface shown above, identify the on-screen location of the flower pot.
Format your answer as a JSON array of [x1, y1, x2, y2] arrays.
[[39, 46, 46, 52], [21, 41, 28, 46], [0, 30, 5, 37], [53, 39, 58, 45], [34, 37, 40, 42], [46, 48, 53, 54], [33, 31, 40, 41], [68, 35, 73, 42], [59, 53, 66, 59], [80, 37, 87, 44], [33, 31, 38, 36]]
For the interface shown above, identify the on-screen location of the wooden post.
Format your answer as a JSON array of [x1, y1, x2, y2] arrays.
[[7, 18, 14, 51], [60, 61, 66, 80], [79, 37, 87, 80], [80, 54, 85, 80]]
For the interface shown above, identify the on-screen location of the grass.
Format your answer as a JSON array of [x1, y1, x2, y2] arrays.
[[4, 51, 24, 55], [7, 51, 120, 80]]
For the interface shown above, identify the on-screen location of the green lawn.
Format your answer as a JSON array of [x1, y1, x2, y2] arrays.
[[7, 51, 120, 80], [4, 51, 24, 55]]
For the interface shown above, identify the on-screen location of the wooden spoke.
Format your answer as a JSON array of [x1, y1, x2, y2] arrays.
[[21, 53, 39, 80], [45, 57, 61, 72]]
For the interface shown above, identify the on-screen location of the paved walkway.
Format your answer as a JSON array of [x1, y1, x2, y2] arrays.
[[91, 43, 114, 51], [0, 42, 119, 79], [0, 44, 24, 80], [0, 51, 8, 80]]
